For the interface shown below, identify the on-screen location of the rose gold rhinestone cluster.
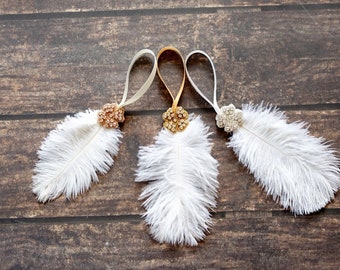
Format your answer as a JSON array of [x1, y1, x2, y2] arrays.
[[162, 106, 189, 133], [98, 103, 125, 128]]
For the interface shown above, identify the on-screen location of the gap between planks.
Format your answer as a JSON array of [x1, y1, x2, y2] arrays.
[[0, 3, 339, 21], [1, 209, 340, 225], [1, 103, 340, 121]]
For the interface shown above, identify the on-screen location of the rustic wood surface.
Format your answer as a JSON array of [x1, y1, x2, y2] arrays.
[[0, 1, 339, 269]]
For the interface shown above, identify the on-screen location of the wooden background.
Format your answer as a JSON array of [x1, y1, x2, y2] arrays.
[[0, 1, 339, 269]]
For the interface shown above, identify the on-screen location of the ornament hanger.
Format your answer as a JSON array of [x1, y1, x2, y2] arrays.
[[118, 49, 157, 108], [185, 50, 243, 133], [157, 46, 189, 133], [98, 49, 157, 128], [185, 50, 220, 114], [157, 46, 186, 111]]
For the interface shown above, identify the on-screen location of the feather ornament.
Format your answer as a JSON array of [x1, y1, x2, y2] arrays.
[[32, 49, 157, 202], [136, 115, 219, 246], [224, 103, 340, 215], [135, 46, 219, 246], [32, 109, 122, 202], [185, 50, 340, 215]]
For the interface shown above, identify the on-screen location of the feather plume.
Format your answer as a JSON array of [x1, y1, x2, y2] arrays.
[[32, 109, 122, 202], [184, 50, 340, 215], [135, 115, 219, 246], [226, 103, 340, 215]]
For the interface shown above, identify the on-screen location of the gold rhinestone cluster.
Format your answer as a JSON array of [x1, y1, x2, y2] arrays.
[[98, 103, 125, 128], [162, 106, 189, 133], [216, 104, 243, 133]]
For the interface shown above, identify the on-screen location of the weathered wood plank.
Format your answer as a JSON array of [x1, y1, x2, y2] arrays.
[[0, 1, 338, 15], [1, 2, 338, 269], [1, 110, 339, 218], [0, 9, 339, 115], [1, 214, 339, 269]]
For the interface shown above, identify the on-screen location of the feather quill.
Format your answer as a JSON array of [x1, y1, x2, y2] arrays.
[[136, 115, 219, 246], [227, 103, 340, 215], [185, 50, 340, 215], [32, 110, 122, 202]]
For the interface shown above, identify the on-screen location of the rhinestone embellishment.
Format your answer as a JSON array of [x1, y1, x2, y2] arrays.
[[162, 106, 189, 133], [216, 104, 243, 132], [98, 103, 125, 128]]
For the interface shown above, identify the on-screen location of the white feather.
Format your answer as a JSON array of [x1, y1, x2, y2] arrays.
[[228, 103, 340, 215], [135, 115, 219, 246], [32, 109, 122, 202]]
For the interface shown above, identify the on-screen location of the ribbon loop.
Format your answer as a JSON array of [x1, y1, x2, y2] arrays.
[[119, 49, 157, 107], [157, 46, 186, 111], [185, 50, 221, 114], [98, 49, 156, 128]]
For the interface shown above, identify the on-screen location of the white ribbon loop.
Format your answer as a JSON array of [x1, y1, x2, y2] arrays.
[[119, 49, 157, 107], [185, 50, 221, 114]]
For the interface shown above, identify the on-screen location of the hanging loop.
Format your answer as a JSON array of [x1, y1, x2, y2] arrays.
[[157, 46, 186, 111], [98, 49, 157, 128], [119, 49, 157, 107], [157, 46, 189, 133], [185, 50, 243, 132], [185, 50, 221, 114]]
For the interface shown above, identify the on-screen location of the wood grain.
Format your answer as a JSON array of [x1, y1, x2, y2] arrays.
[[1, 110, 339, 218], [0, 2, 339, 269], [1, 214, 339, 269], [0, 1, 338, 15], [0, 8, 339, 115]]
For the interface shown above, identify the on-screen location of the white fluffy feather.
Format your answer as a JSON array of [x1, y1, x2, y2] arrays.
[[32, 109, 122, 202], [228, 104, 340, 215], [135, 115, 219, 246]]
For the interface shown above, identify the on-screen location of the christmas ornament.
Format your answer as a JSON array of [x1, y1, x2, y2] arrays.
[[185, 50, 340, 215], [33, 49, 157, 202], [136, 47, 219, 245]]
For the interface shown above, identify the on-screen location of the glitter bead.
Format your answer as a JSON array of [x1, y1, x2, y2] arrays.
[[216, 104, 243, 132], [98, 103, 125, 129], [162, 106, 189, 133]]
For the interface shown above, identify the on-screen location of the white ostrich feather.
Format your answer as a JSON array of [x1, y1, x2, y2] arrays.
[[185, 50, 340, 215], [228, 103, 340, 215], [135, 115, 219, 246], [32, 48, 157, 202], [32, 109, 122, 202]]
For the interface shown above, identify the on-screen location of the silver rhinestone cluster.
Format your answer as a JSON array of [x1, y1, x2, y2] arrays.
[[216, 104, 243, 132]]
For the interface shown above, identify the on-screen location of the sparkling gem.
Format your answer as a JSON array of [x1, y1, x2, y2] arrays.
[[98, 103, 125, 129], [216, 104, 243, 132], [162, 106, 189, 133]]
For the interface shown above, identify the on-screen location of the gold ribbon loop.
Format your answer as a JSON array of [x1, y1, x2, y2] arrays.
[[157, 46, 189, 133], [157, 46, 186, 111]]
